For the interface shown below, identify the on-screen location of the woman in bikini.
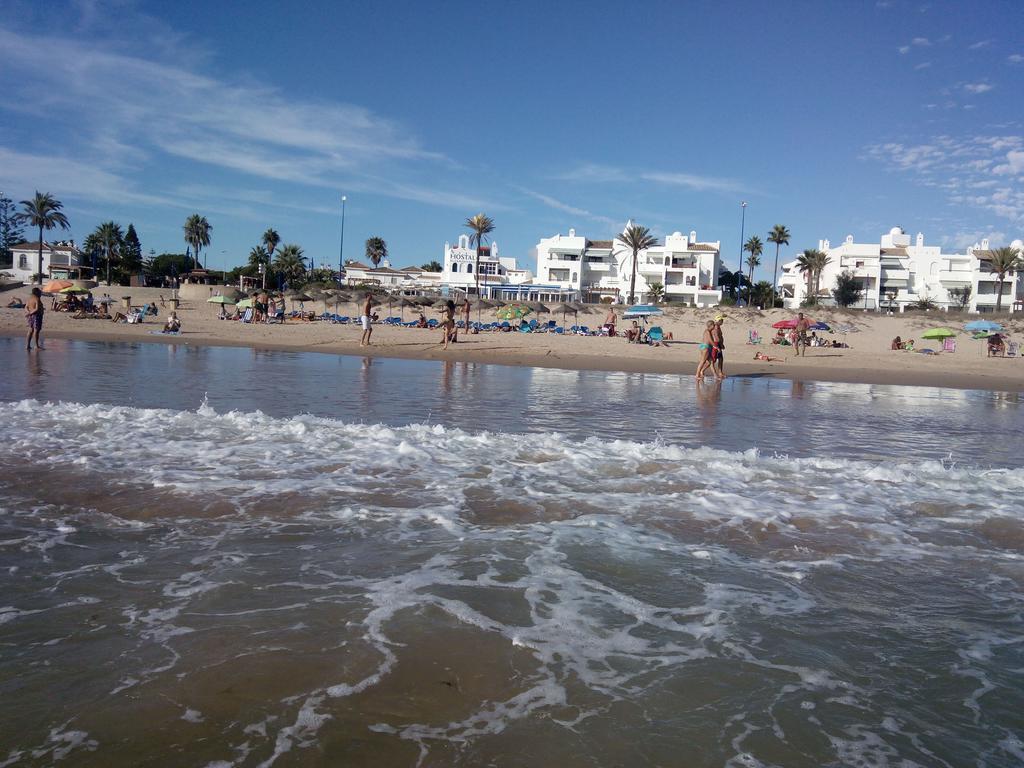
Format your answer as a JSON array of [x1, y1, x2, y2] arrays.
[[441, 300, 456, 349], [695, 320, 715, 379]]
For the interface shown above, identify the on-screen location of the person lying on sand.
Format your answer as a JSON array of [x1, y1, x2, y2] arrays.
[[754, 351, 784, 362]]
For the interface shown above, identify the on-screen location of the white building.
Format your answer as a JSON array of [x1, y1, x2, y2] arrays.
[[343, 259, 442, 294], [440, 236, 575, 301], [777, 227, 1023, 313], [7, 240, 91, 282], [534, 224, 723, 306]]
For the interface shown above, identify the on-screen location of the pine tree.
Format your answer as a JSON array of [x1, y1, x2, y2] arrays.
[[123, 224, 143, 276], [0, 193, 26, 268]]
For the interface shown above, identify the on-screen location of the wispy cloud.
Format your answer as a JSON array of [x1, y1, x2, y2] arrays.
[[914, 61, 932, 70], [0, 23, 501, 214], [515, 187, 617, 227], [1009, 54, 1024, 64], [865, 135, 1024, 222], [556, 163, 748, 195], [911, 36, 931, 46], [968, 40, 992, 50], [898, 46, 911, 55], [963, 82, 995, 94]]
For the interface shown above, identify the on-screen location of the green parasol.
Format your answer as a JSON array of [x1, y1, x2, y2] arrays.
[[921, 327, 957, 339]]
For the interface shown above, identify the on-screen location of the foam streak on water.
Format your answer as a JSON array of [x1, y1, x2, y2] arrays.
[[1, 399, 1023, 767]]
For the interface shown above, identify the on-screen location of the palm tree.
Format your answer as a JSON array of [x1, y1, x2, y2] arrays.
[[365, 236, 387, 268], [15, 192, 70, 284], [183, 214, 212, 270], [617, 223, 658, 304], [91, 221, 124, 285], [465, 214, 495, 299], [986, 246, 1022, 312], [261, 228, 280, 264], [743, 235, 763, 303], [273, 243, 306, 286], [796, 248, 831, 304], [648, 281, 665, 304], [766, 225, 790, 309], [751, 280, 775, 309], [248, 245, 270, 270]]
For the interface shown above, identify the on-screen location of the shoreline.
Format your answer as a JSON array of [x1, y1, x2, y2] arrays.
[[5, 324, 1023, 393]]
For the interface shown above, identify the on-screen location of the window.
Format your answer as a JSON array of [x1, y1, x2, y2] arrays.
[[451, 263, 459, 272], [466, 263, 473, 273], [19, 255, 28, 269]]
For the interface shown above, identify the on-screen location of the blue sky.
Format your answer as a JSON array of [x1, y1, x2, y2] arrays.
[[1, 0, 1022, 279]]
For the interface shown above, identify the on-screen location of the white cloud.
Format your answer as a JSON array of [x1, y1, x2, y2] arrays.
[[0, 23, 504, 215], [911, 37, 931, 46], [944, 230, 1006, 249], [914, 62, 932, 70], [964, 82, 994, 94], [993, 150, 1024, 176], [866, 135, 1024, 222], [555, 164, 746, 195], [968, 40, 992, 50], [1009, 54, 1024, 64], [898, 46, 911, 54], [515, 188, 617, 227]]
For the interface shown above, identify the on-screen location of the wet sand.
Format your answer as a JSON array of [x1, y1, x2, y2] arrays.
[[3, 286, 1023, 392]]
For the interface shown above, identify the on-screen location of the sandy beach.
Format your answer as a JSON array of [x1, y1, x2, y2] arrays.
[[3, 285, 1023, 392]]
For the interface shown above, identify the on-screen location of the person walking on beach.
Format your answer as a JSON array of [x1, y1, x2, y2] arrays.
[[360, 294, 375, 346], [794, 312, 810, 357], [25, 287, 44, 350], [711, 315, 726, 379], [695, 320, 715, 378], [461, 297, 473, 336], [441, 299, 456, 350]]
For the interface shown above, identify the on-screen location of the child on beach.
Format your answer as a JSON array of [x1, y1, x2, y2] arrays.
[[25, 287, 44, 350]]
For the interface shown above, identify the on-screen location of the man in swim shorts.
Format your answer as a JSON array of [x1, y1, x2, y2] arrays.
[[25, 287, 45, 350], [711, 315, 726, 379], [360, 294, 375, 346]]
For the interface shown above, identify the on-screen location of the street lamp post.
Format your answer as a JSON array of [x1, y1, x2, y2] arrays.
[[259, 262, 265, 291], [738, 201, 747, 302], [338, 195, 347, 279]]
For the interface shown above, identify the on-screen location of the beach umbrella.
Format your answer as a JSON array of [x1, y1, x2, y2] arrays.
[[59, 285, 90, 294], [551, 301, 578, 326], [964, 320, 1003, 333], [527, 301, 550, 317], [921, 327, 957, 339], [236, 297, 254, 309], [809, 321, 830, 331], [207, 295, 237, 305], [496, 304, 531, 320], [771, 318, 814, 329], [623, 304, 663, 318], [42, 280, 74, 294]]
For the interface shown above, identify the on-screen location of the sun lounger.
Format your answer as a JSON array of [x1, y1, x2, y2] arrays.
[[241, 307, 254, 323], [126, 303, 152, 324], [942, 337, 956, 353], [748, 329, 762, 344], [1007, 341, 1020, 358]]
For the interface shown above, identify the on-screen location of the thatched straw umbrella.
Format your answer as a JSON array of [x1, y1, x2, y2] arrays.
[[551, 301, 578, 328]]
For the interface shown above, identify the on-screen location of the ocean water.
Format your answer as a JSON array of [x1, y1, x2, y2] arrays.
[[1, 338, 1023, 767]]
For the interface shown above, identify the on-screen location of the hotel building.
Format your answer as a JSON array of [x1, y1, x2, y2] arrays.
[[534, 224, 723, 306], [777, 227, 1023, 313]]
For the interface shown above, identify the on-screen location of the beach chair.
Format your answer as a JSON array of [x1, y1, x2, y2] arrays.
[[648, 326, 665, 342], [126, 303, 151, 324], [748, 329, 762, 344], [528, 318, 539, 331], [942, 337, 956, 353], [1007, 341, 1020, 358], [241, 307, 254, 323]]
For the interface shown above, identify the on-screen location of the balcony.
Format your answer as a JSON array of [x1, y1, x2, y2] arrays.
[[937, 270, 972, 284], [585, 262, 611, 272]]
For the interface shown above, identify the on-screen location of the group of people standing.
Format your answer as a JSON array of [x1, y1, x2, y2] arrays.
[[696, 315, 727, 379]]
